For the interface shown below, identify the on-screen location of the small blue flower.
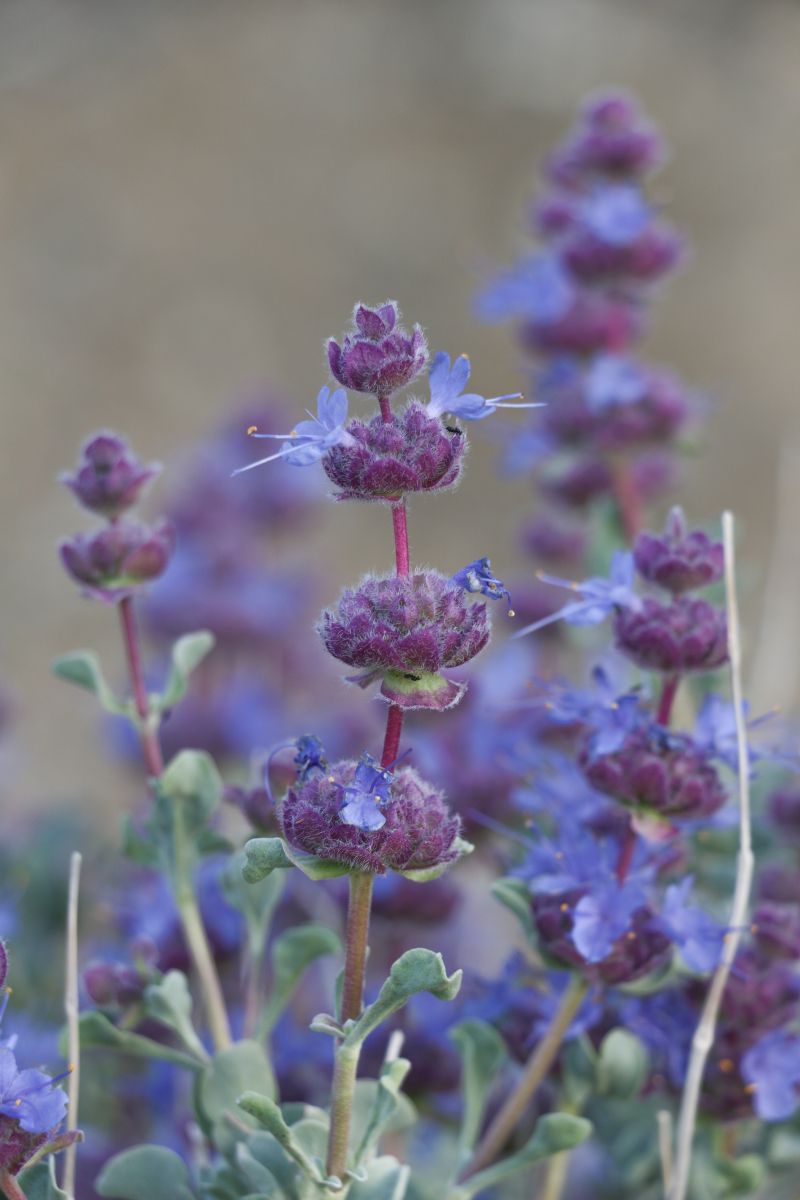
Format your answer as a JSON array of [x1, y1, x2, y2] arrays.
[[0, 1045, 69, 1135], [580, 185, 652, 246], [692, 694, 797, 775], [294, 734, 328, 781], [584, 355, 649, 412], [573, 880, 645, 962], [425, 352, 539, 422], [659, 877, 723, 973], [451, 558, 513, 610], [233, 387, 354, 474], [475, 253, 575, 324], [531, 664, 647, 757], [339, 752, 395, 832], [514, 551, 642, 639], [742, 1031, 800, 1121]]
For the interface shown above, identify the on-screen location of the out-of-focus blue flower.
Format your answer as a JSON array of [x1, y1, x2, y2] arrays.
[[501, 427, 556, 476], [234, 387, 354, 474], [425, 352, 536, 422], [294, 734, 328, 781], [741, 1031, 800, 1121], [618, 990, 695, 1086], [452, 558, 513, 609], [692, 694, 797, 775], [339, 752, 395, 832], [659, 877, 723, 973], [514, 551, 641, 638], [0, 1047, 68, 1134], [511, 753, 612, 829], [529, 663, 646, 756], [584, 354, 649, 412], [580, 185, 652, 246], [572, 879, 646, 962], [475, 253, 575, 324]]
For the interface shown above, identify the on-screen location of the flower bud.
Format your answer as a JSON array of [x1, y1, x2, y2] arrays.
[[327, 302, 428, 396], [633, 508, 724, 594], [322, 402, 464, 500], [60, 431, 161, 518], [279, 760, 462, 875], [582, 728, 727, 823], [59, 518, 175, 602], [614, 596, 728, 673]]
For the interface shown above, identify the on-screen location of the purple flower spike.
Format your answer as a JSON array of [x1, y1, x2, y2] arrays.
[[322, 402, 465, 500], [742, 1031, 800, 1121], [514, 550, 641, 638], [319, 571, 491, 710], [59, 518, 175, 602], [614, 596, 728, 673], [327, 301, 428, 396], [547, 90, 664, 185], [233, 387, 355, 475], [633, 508, 724, 594], [60, 431, 161, 518], [280, 760, 462, 875], [425, 352, 538, 422]]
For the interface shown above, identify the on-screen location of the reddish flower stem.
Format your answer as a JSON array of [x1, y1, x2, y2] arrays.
[[118, 596, 164, 778], [381, 702, 404, 769], [338, 871, 374, 1026], [657, 673, 680, 727], [612, 461, 643, 544], [0, 1173, 28, 1200], [391, 503, 411, 576], [615, 824, 637, 885]]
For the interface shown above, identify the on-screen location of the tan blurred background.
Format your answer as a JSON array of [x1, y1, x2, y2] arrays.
[[2, 0, 800, 819]]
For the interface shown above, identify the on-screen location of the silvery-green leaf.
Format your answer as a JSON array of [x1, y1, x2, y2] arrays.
[[260, 924, 341, 1034], [52, 649, 130, 716], [143, 970, 209, 1064], [449, 1019, 508, 1160], [73, 1010, 202, 1072], [236, 1093, 325, 1183], [347, 1157, 410, 1200], [453, 1113, 593, 1198], [159, 749, 222, 827], [197, 1041, 276, 1143], [491, 877, 534, 938], [352, 1059, 415, 1168], [156, 631, 216, 711], [281, 841, 350, 881], [243, 837, 295, 882], [17, 1159, 70, 1200], [596, 1029, 648, 1100], [345, 949, 461, 1048], [223, 850, 285, 961], [96, 1146, 195, 1200]]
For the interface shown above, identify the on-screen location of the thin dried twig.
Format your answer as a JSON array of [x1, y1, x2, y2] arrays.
[[668, 512, 754, 1200], [62, 851, 82, 1199], [657, 1109, 673, 1192]]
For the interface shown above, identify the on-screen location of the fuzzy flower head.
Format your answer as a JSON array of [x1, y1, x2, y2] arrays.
[[233, 387, 354, 475], [318, 570, 492, 711], [327, 302, 428, 396], [280, 759, 463, 876], [322, 401, 464, 500], [547, 91, 664, 186], [582, 725, 728, 827], [614, 596, 728, 674], [59, 518, 175, 603], [425, 352, 537, 421], [633, 508, 724, 595], [60, 431, 161, 518]]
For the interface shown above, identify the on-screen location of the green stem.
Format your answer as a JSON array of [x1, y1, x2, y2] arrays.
[[326, 1041, 361, 1182], [459, 976, 588, 1181], [324, 874, 373, 1178], [0, 1172, 29, 1200], [172, 792, 232, 1052], [540, 1146, 570, 1200]]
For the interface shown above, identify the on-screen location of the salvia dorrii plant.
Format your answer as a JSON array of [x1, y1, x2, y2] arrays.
[[4, 92, 799, 1200]]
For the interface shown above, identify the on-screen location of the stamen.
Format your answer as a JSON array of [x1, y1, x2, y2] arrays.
[[718, 1058, 734, 1074], [247, 425, 258, 436]]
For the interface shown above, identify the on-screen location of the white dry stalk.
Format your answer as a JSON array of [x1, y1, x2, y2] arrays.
[[657, 1109, 673, 1192], [667, 511, 754, 1200], [62, 851, 82, 1199]]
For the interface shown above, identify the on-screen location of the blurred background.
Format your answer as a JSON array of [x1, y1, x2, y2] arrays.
[[2, 0, 800, 818]]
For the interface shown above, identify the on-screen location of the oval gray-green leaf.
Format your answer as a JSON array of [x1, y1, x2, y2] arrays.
[[96, 1145, 195, 1200]]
